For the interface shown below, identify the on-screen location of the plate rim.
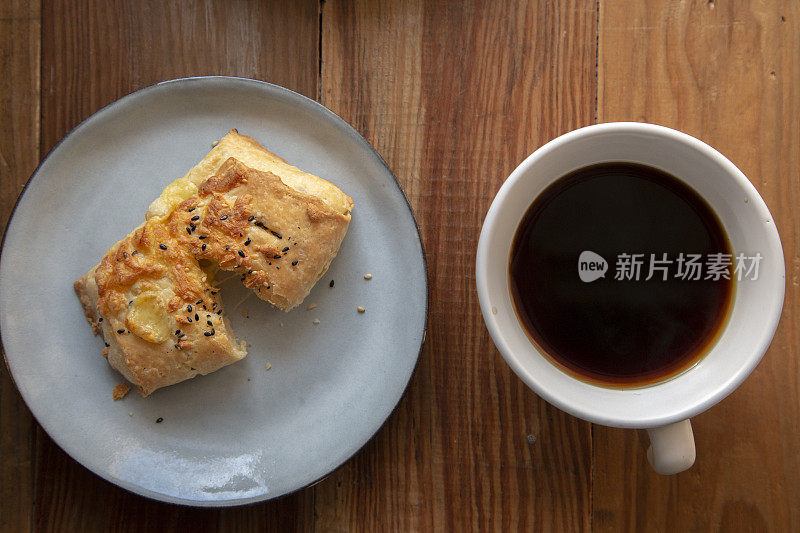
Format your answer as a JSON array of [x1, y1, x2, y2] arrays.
[[0, 75, 429, 507]]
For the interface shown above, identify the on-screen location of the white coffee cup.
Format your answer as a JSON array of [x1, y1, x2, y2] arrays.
[[476, 123, 785, 474]]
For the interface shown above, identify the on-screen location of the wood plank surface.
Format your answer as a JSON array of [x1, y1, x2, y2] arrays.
[[595, 1, 800, 530], [2, 0, 799, 530], [31, 1, 319, 531], [41, 0, 319, 153], [319, 1, 597, 530], [0, 0, 40, 531]]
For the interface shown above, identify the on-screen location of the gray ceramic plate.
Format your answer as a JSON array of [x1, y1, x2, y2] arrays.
[[0, 77, 427, 506]]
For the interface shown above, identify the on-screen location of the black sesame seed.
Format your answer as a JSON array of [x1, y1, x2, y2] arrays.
[[98, 317, 103, 322], [248, 215, 255, 222], [220, 215, 228, 221], [273, 254, 282, 259], [329, 280, 334, 288], [191, 215, 200, 221], [271, 231, 282, 239], [175, 329, 181, 335], [117, 329, 125, 334], [187, 317, 192, 322], [207, 320, 213, 326], [238, 250, 245, 257], [174, 344, 180, 349], [254, 221, 264, 228], [196, 299, 202, 304], [132, 250, 138, 255], [186, 227, 192, 234], [159, 244, 167, 250], [122, 252, 128, 259], [104, 342, 110, 347], [156, 417, 163, 423], [291, 260, 298, 266], [199, 235, 207, 239], [187, 304, 192, 312], [211, 291, 217, 295], [282, 246, 290, 252], [188, 207, 196, 212], [202, 243, 207, 251], [195, 313, 199, 321], [202, 305, 207, 310], [225, 245, 230, 251], [244, 238, 251, 246]]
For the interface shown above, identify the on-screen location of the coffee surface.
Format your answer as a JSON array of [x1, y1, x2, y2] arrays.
[[509, 162, 733, 386]]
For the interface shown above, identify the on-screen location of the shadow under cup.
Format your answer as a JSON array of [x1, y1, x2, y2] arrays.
[[477, 123, 785, 430]]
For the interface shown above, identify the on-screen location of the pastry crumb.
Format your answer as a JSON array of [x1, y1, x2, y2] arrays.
[[102, 347, 109, 359], [241, 309, 249, 318], [280, 321, 284, 327], [265, 363, 272, 371], [212, 140, 219, 147], [313, 318, 320, 325], [357, 306, 366, 313], [364, 273, 372, 280], [112, 383, 131, 400], [306, 303, 317, 310], [264, 322, 269, 329], [128, 412, 133, 417], [156, 417, 163, 424]]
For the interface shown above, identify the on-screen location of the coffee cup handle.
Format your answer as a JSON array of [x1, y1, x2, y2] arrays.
[[645, 419, 696, 474]]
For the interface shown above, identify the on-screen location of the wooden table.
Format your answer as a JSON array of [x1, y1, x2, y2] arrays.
[[1, 1, 798, 530]]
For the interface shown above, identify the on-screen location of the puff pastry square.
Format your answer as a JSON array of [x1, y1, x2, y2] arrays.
[[74, 131, 353, 396]]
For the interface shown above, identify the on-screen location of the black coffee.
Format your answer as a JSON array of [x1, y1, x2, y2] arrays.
[[509, 162, 733, 386]]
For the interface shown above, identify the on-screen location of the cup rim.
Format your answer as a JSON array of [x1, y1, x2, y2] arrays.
[[476, 122, 786, 428]]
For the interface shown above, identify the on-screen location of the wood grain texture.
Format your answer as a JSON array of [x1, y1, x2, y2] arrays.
[[41, 0, 319, 153], [319, 1, 597, 530], [0, 0, 40, 531], [595, 0, 800, 530], [31, 1, 318, 531], [5, 0, 800, 529]]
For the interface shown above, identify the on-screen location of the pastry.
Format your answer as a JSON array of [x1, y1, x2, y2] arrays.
[[74, 217, 247, 396], [74, 131, 353, 396]]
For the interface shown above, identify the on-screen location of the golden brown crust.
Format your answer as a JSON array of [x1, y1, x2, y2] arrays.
[[164, 158, 351, 310], [112, 383, 131, 400], [74, 218, 246, 397], [76, 131, 353, 396], [146, 129, 354, 220]]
